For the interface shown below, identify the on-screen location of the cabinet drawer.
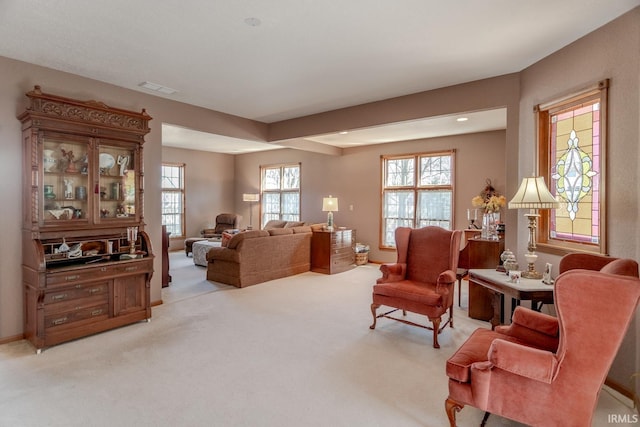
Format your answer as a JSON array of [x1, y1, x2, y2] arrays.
[[332, 229, 353, 242], [45, 303, 109, 329], [47, 269, 107, 287], [332, 246, 353, 256], [44, 282, 109, 305], [44, 292, 109, 315], [46, 260, 151, 288], [332, 252, 354, 264], [112, 262, 150, 275]]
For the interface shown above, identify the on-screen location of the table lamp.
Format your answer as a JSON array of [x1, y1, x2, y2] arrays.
[[322, 195, 338, 231], [508, 176, 559, 279], [242, 193, 260, 230]]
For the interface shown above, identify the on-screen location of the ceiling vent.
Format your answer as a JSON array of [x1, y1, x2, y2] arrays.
[[138, 81, 178, 95]]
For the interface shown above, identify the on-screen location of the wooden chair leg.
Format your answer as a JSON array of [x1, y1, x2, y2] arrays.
[[481, 411, 491, 426], [431, 317, 442, 348], [369, 303, 380, 329], [445, 397, 463, 427]]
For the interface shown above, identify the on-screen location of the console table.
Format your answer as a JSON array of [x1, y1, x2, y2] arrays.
[[468, 269, 555, 329], [311, 228, 355, 274]]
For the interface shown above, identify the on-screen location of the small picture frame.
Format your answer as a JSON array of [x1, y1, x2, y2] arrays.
[[542, 262, 553, 285]]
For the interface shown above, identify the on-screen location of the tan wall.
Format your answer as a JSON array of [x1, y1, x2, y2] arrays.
[[518, 8, 640, 395], [268, 74, 522, 252], [235, 131, 506, 264], [161, 147, 236, 251], [0, 56, 265, 339], [0, 6, 637, 394]]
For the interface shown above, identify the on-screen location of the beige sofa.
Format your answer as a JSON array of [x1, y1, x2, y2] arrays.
[[206, 225, 312, 287]]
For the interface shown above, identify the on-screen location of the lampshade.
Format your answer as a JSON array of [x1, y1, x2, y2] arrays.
[[322, 196, 338, 212], [242, 193, 260, 202], [508, 176, 559, 209]]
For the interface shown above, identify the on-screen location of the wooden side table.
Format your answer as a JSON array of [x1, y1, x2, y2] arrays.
[[311, 228, 355, 274], [468, 269, 555, 329]]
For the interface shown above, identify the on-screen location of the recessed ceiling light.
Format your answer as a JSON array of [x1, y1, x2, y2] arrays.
[[138, 81, 178, 95], [339, 131, 349, 135], [244, 17, 261, 27], [456, 117, 469, 122]]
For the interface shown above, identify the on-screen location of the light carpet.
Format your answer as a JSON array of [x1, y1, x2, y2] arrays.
[[0, 252, 635, 427]]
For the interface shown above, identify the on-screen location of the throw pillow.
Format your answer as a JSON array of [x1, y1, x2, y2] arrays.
[[264, 220, 287, 229], [268, 228, 293, 236], [291, 225, 312, 234], [284, 221, 305, 228], [221, 231, 234, 247]]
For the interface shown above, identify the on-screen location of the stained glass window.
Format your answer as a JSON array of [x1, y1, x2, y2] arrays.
[[537, 80, 607, 254]]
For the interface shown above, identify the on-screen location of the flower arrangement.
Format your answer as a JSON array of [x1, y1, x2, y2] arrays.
[[472, 179, 506, 213]]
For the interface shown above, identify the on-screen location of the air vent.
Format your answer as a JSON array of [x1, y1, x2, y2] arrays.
[[138, 81, 178, 95]]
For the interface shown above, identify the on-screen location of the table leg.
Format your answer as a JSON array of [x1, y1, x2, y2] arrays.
[[490, 291, 502, 330]]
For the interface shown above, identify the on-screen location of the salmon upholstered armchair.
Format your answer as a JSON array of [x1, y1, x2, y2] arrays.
[[445, 268, 640, 426], [491, 254, 639, 353], [559, 252, 640, 277], [370, 226, 462, 348]]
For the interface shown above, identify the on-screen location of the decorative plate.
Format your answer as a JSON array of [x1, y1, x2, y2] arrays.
[[99, 153, 115, 171]]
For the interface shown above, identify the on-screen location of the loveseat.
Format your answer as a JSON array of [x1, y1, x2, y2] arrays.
[[206, 225, 312, 287]]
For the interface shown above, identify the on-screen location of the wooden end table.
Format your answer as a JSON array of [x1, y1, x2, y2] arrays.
[[468, 269, 554, 329]]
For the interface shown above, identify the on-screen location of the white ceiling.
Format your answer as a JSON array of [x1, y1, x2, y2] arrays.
[[1, 0, 638, 153]]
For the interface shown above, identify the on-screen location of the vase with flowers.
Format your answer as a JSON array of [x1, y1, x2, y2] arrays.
[[471, 179, 506, 240]]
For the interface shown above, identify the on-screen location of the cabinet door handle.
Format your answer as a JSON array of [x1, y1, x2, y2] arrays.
[[51, 293, 67, 301], [125, 266, 138, 272], [52, 317, 68, 326], [91, 309, 103, 316], [65, 275, 80, 281]]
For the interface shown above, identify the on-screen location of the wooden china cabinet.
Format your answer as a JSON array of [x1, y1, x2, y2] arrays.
[[19, 86, 154, 353]]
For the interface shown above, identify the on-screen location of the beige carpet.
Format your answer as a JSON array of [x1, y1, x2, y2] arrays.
[[0, 252, 635, 427]]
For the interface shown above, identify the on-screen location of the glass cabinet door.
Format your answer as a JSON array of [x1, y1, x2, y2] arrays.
[[42, 136, 90, 224], [97, 143, 138, 223]]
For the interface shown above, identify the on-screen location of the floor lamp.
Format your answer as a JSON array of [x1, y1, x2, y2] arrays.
[[242, 193, 260, 230], [508, 176, 559, 279]]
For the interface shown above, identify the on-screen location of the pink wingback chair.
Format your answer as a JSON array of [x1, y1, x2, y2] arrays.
[[493, 254, 640, 353], [559, 252, 639, 277], [370, 226, 462, 348], [445, 267, 640, 426]]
